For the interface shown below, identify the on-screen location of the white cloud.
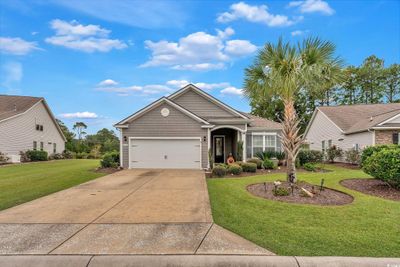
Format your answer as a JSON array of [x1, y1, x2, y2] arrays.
[[221, 86, 243, 96], [291, 30, 309, 36], [59, 111, 99, 119], [45, 19, 127, 52], [96, 79, 240, 97], [141, 27, 256, 71], [288, 0, 335, 15], [217, 2, 300, 27], [0, 37, 40, 55], [98, 79, 118, 86]]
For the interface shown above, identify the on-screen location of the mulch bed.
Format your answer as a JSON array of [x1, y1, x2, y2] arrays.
[[247, 181, 354, 206], [340, 179, 400, 201], [94, 167, 121, 174]]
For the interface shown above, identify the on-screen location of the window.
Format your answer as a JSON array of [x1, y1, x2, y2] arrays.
[[354, 144, 360, 151], [252, 133, 277, 156], [393, 133, 399, 145], [322, 140, 326, 152], [40, 125, 43, 131], [40, 142, 44, 151], [35, 124, 44, 131], [252, 135, 263, 156], [33, 141, 37, 150], [328, 140, 332, 148], [53, 143, 57, 153]]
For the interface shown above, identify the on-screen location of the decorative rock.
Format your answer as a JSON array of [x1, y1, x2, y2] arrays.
[[301, 187, 314, 198]]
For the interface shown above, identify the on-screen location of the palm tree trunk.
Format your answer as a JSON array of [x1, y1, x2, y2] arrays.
[[281, 99, 303, 183]]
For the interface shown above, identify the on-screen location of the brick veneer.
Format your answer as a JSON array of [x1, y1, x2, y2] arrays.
[[375, 130, 399, 145]]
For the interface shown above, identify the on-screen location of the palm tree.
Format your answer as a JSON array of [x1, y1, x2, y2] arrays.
[[244, 37, 343, 182]]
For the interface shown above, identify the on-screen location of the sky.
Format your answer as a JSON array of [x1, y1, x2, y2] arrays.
[[0, 0, 399, 134]]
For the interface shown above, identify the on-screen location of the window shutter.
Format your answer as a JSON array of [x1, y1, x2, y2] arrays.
[[393, 133, 399, 145]]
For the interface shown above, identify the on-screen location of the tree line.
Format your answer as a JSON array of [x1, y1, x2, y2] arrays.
[[56, 120, 119, 157], [249, 55, 400, 132]]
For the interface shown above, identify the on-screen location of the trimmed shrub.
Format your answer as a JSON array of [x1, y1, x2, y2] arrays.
[[100, 151, 120, 168], [228, 164, 242, 175], [303, 162, 317, 172], [345, 148, 361, 165], [263, 159, 275, 169], [362, 148, 400, 188], [62, 150, 73, 159], [212, 165, 227, 177], [26, 150, 48, 161], [241, 162, 257, 173], [273, 187, 290, 196], [361, 145, 399, 166], [298, 150, 323, 166], [247, 158, 263, 169], [326, 145, 343, 163]]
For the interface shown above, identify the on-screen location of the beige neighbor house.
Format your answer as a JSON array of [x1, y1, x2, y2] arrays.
[[304, 103, 400, 155], [114, 84, 282, 169], [0, 95, 66, 162]]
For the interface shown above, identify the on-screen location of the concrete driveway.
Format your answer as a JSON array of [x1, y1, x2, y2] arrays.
[[0, 169, 272, 255]]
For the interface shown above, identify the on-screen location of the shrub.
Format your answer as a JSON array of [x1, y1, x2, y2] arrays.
[[273, 187, 290, 196], [275, 151, 286, 161], [345, 148, 361, 165], [49, 153, 64, 160], [100, 151, 120, 168], [0, 152, 9, 163], [263, 158, 275, 169], [303, 162, 317, 172], [26, 150, 48, 161], [255, 151, 276, 161], [236, 141, 243, 161], [19, 151, 30, 162], [362, 148, 400, 188], [326, 145, 343, 162], [361, 145, 399, 166], [75, 152, 88, 159], [247, 158, 263, 169], [228, 164, 242, 175], [298, 150, 324, 166], [62, 150, 73, 159], [212, 165, 227, 177], [241, 162, 257, 172]]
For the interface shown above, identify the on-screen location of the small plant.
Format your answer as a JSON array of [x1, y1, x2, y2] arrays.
[[19, 151, 30, 162], [26, 150, 48, 161], [298, 150, 323, 166], [49, 153, 64, 160], [345, 148, 361, 165], [255, 151, 276, 161], [326, 145, 343, 163], [241, 162, 257, 172], [212, 165, 227, 177], [236, 141, 243, 161], [303, 162, 317, 172], [263, 158, 275, 169], [247, 158, 263, 169], [228, 164, 242, 175], [100, 151, 120, 168], [273, 187, 290, 196], [0, 152, 9, 163], [275, 151, 286, 165], [62, 150, 73, 159]]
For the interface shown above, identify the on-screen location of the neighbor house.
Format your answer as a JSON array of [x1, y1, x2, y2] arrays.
[[304, 103, 400, 154], [0, 95, 66, 162], [114, 84, 282, 169]]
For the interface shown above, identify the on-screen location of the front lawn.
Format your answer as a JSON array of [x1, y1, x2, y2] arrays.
[[207, 165, 400, 257], [0, 160, 105, 211]]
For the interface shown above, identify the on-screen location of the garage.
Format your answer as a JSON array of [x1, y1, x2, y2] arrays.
[[129, 138, 201, 169]]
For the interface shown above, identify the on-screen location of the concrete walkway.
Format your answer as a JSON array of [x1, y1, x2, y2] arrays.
[[0, 169, 272, 255]]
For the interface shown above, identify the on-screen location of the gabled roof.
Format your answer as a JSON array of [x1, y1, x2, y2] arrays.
[[168, 84, 249, 120], [0, 94, 66, 141], [114, 97, 210, 127], [241, 112, 283, 129], [314, 103, 400, 134]]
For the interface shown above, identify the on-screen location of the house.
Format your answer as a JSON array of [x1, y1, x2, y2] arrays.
[[114, 84, 282, 169], [304, 103, 400, 154], [0, 95, 66, 162]]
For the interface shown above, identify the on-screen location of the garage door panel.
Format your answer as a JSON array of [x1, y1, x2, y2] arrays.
[[129, 139, 201, 169]]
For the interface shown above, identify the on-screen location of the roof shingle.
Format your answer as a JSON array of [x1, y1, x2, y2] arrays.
[[0, 95, 43, 121]]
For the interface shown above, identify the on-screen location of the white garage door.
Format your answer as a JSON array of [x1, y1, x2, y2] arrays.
[[129, 138, 201, 169]]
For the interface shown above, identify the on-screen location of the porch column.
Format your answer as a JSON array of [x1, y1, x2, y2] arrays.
[[242, 131, 247, 161], [207, 128, 211, 169]]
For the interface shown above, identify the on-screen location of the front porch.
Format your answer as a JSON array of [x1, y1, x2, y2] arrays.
[[209, 127, 246, 165]]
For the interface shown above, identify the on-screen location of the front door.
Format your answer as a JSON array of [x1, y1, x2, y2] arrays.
[[214, 136, 225, 163]]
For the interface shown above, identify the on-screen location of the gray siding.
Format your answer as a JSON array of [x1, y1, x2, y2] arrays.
[[173, 90, 237, 118], [0, 101, 65, 159], [305, 110, 373, 153], [121, 102, 208, 169]]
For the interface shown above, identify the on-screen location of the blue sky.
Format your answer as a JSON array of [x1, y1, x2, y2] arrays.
[[1, 0, 399, 133]]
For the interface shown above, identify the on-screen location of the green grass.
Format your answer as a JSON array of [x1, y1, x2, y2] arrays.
[[207, 164, 400, 257], [0, 160, 106, 211]]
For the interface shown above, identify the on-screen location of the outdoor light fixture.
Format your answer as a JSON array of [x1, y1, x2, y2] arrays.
[[124, 136, 127, 142], [203, 136, 206, 142]]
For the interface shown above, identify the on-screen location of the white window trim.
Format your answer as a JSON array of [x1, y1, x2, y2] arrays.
[[251, 132, 278, 158]]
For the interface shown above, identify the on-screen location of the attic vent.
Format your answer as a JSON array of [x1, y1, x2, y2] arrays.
[[14, 104, 17, 111], [370, 116, 373, 121]]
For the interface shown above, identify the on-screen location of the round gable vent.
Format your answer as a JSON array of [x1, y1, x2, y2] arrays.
[[161, 108, 170, 117]]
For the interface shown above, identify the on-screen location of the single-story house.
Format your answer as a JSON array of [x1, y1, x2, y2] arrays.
[[0, 95, 66, 162], [114, 84, 282, 169], [304, 103, 400, 153]]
